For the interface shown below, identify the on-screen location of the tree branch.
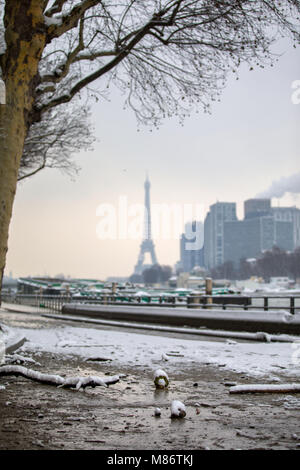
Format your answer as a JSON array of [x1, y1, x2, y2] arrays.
[[41, 17, 85, 85], [72, 50, 117, 62], [44, 0, 68, 17], [0, 365, 120, 389], [18, 156, 47, 181], [229, 383, 300, 394], [38, 15, 162, 114], [46, 0, 101, 43]]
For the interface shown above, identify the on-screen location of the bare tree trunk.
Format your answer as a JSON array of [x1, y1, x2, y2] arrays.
[[0, 0, 46, 303], [0, 92, 27, 302]]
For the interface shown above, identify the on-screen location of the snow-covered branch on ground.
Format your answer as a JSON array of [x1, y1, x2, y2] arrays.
[[229, 383, 300, 394], [0, 365, 119, 390], [5, 354, 41, 366]]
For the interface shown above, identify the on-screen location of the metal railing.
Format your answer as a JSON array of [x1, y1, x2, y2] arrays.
[[186, 294, 300, 315], [2, 292, 300, 315], [1, 293, 71, 312]]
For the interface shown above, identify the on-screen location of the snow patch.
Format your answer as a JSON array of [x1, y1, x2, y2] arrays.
[[0, 3, 6, 56], [171, 400, 186, 418], [44, 15, 63, 27], [0, 78, 5, 104], [10, 324, 300, 379]]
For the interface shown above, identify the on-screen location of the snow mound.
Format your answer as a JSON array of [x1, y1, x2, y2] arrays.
[[171, 400, 186, 418], [154, 369, 169, 388]]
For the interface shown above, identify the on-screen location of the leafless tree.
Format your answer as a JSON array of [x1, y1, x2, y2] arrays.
[[0, 0, 300, 293], [19, 100, 95, 181]]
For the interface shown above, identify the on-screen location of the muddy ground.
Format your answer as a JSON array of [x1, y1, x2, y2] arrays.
[[0, 311, 300, 451]]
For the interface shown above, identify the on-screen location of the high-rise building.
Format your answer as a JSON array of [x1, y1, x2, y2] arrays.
[[203, 202, 237, 269], [180, 221, 204, 272], [203, 199, 295, 270], [244, 198, 271, 219], [224, 216, 293, 267], [272, 206, 300, 248]]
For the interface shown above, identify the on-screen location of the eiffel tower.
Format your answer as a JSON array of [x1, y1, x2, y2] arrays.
[[134, 174, 158, 274]]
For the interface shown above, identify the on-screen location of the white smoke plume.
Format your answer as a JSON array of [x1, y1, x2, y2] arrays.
[[256, 172, 300, 199]]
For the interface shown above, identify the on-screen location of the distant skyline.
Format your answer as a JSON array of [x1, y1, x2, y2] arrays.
[[5, 40, 300, 281]]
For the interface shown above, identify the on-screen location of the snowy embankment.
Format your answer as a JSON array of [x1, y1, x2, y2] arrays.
[[9, 324, 300, 379]]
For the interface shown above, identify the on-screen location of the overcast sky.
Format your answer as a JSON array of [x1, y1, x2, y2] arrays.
[[5, 40, 300, 281]]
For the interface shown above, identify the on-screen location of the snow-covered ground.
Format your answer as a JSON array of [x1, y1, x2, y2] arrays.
[[12, 323, 300, 380]]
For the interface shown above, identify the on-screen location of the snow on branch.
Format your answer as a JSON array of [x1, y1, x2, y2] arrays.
[[5, 354, 41, 366], [45, 0, 101, 43], [36, 0, 300, 128], [44, 15, 63, 27], [229, 383, 300, 394], [0, 365, 119, 390], [0, 0, 5, 57], [44, 0, 68, 18]]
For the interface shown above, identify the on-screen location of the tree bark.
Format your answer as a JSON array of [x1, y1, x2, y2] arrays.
[[0, 0, 46, 301], [0, 97, 27, 299]]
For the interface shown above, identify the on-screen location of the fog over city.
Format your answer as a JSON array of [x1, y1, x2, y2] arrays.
[[5, 41, 300, 280]]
